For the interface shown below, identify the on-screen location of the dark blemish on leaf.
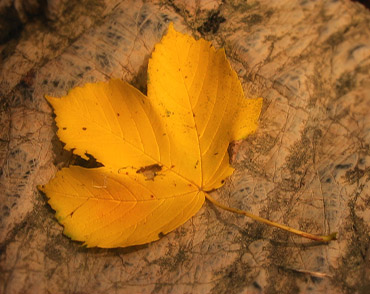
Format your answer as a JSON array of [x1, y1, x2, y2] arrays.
[[171, 165, 175, 168], [194, 160, 199, 169], [214, 152, 218, 155], [117, 113, 120, 116], [221, 180, 225, 184], [158, 232, 165, 238], [188, 184, 192, 187], [82, 127, 87, 131], [62, 127, 67, 130], [150, 195, 154, 199], [197, 10, 225, 35], [136, 164, 162, 181], [185, 75, 188, 79]]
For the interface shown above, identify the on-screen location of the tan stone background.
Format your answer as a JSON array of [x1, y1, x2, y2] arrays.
[[1, 0, 370, 293]]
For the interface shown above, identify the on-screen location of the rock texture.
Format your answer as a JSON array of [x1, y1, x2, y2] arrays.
[[1, 0, 370, 293]]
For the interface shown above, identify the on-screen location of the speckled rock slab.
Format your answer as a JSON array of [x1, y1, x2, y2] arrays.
[[0, 0, 369, 293]]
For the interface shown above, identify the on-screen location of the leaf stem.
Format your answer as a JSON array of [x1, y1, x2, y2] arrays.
[[205, 193, 337, 242]]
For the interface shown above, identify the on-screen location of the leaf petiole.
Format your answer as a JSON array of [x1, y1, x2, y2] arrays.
[[205, 193, 337, 242]]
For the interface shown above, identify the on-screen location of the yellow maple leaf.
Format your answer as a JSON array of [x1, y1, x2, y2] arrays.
[[39, 24, 261, 248], [39, 24, 336, 248]]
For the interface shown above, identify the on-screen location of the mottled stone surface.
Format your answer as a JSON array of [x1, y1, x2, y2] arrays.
[[1, 0, 369, 293]]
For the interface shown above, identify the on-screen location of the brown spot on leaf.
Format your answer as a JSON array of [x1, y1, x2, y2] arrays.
[[82, 127, 87, 131], [136, 164, 162, 181]]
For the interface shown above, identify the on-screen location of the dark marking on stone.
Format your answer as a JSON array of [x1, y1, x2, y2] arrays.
[[326, 31, 345, 47], [345, 167, 365, 184], [242, 14, 263, 26], [197, 10, 225, 35], [53, 80, 59, 87], [96, 53, 110, 68], [253, 281, 262, 290], [335, 163, 352, 169], [21, 69, 36, 87], [0, 4, 23, 44], [335, 72, 355, 97]]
